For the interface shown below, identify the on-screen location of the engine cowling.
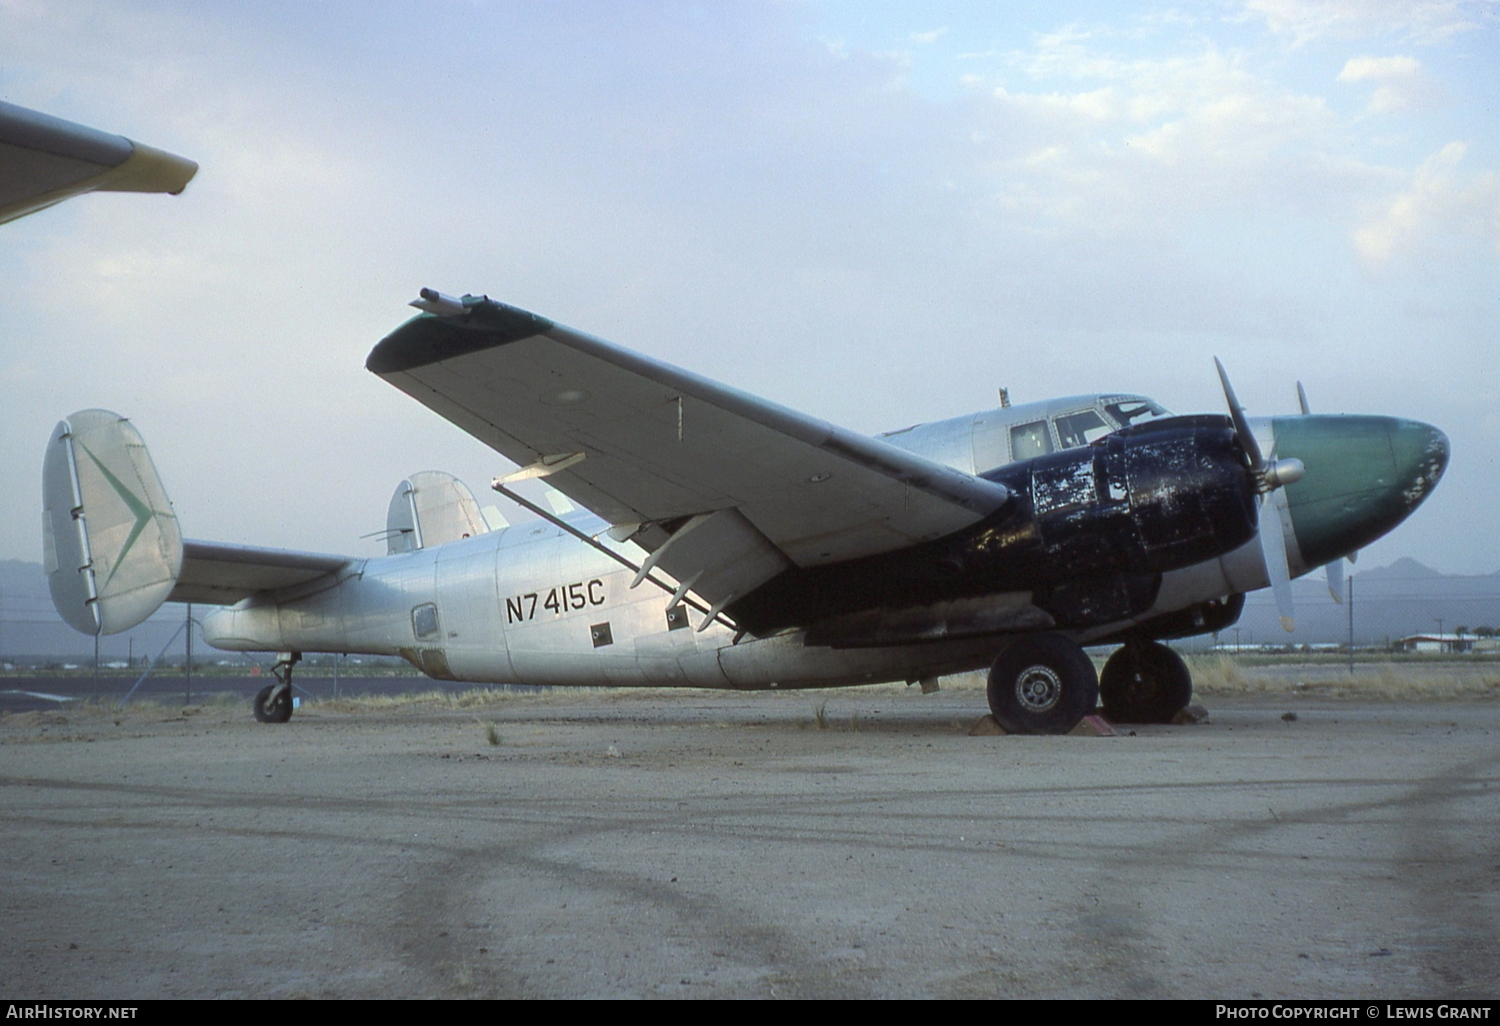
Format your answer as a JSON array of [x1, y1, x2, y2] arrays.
[[972, 414, 1258, 584]]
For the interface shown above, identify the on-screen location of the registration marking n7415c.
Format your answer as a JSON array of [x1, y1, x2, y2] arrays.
[[506, 579, 606, 623]]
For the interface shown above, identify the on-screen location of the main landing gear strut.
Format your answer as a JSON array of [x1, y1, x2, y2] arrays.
[[253, 651, 301, 724]]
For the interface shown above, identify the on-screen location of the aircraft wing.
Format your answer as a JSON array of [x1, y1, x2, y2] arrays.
[[0, 101, 197, 225], [168, 541, 351, 605], [369, 295, 1011, 608]]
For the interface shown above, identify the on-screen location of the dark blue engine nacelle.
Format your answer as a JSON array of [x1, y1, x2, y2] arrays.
[[974, 414, 1258, 582], [731, 416, 1259, 635]]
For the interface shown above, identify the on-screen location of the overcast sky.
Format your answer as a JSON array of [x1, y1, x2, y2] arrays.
[[3, 0, 1496, 575]]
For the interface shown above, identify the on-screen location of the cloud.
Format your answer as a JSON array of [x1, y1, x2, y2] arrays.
[[1338, 53, 1423, 79], [1337, 54, 1444, 112], [911, 27, 948, 45], [1241, 0, 1485, 46], [1353, 141, 1500, 264], [1, 1, 1497, 575], [975, 45, 1343, 231]]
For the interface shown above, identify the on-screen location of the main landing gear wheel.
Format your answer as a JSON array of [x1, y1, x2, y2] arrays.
[[253, 651, 301, 724], [1099, 640, 1192, 724], [987, 634, 1099, 735]]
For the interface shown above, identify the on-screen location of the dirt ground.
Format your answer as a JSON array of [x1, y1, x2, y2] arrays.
[[2, 680, 1497, 999]]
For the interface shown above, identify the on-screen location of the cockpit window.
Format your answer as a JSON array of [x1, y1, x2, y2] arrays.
[[1010, 420, 1054, 460], [1055, 410, 1111, 449], [1104, 399, 1170, 426]]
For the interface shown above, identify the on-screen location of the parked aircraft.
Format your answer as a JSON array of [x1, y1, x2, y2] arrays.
[[0, 101, 196, 224], [42, 290, 1448, 733]]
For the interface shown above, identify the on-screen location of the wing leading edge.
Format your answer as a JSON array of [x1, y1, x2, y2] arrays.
[[368, 294, 1011, 609]]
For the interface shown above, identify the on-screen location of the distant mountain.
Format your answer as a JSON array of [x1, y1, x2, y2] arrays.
[[1, 559, 194, 664], [1355, 556, 1442, 580], [1234, 557, 1500, 648]]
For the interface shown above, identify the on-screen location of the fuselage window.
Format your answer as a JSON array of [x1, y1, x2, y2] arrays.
[[412, 603, 440, 640], [1055, 410, 1112, 449], [1010, 420, 1054, 460]]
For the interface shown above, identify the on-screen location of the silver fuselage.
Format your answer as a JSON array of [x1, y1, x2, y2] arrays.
[[200, 393, 1423, 689], [201, 514, 1008, 689]]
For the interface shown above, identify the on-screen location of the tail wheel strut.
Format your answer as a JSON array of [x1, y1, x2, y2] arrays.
[[253, 651, 300, 724]]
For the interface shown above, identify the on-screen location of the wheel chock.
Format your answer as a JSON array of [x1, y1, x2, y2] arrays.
[[968, 714, 1007, 736], [968, 713, 1120, 736], [1068, 714, 1118, 737], [1171, 704, 1209, 724]]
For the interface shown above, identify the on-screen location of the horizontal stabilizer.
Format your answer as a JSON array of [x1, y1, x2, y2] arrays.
[[170, 541, 349, 604], [43, 410, 183, 635]]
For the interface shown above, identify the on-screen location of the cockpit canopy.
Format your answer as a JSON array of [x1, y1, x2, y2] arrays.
[[878, 394, 1173, 475]]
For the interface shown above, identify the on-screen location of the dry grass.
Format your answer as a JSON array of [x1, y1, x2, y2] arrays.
[[304, 660, 1500, 709], [1187, 655, 1500, 700], [1184, 655, 1255, 694], [312, 688, 527, 713], [9, 656, 1493, 738], [937, 671, 988, 691]]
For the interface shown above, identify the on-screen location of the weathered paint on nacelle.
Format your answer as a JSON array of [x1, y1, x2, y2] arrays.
[[731, 416, 1259, 635], [980, 416, 1259, 580]]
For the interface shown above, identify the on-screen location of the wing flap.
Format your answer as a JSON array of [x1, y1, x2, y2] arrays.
[[645, 507, 793, 610]]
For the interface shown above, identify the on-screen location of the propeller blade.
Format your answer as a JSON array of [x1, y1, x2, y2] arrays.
[[1259, 492, 1296, 632], [1326, 558, 1345, 604], [1296, 381, 1311, 416], [1215, 357, 1265, 470]]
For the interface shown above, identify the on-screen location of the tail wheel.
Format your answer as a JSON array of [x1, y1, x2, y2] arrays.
[[253, 684, 292, 724], [1099, 641, 1192, 724], [987, 634, 1099, 735]]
